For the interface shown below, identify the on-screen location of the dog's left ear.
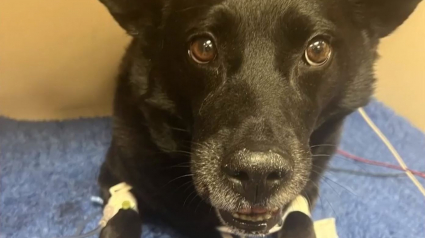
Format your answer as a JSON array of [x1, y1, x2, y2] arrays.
[[350, 0, 422, 37], [99, 0, 164, 36]]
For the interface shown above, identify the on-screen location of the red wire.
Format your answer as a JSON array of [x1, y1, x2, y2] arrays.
[[336, 149, 425, 179]]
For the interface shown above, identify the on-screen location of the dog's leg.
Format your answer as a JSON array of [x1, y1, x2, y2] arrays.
[[99, 208, 142, 238], [98, 160, 143, 238], [277, 212, 316, 238], [276, 120, 342, 238], [276, 186, 318, 238]]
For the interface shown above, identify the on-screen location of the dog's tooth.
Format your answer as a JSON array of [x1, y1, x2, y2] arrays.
[[234, 213, 273, 222], [272, 207, 279, 212]]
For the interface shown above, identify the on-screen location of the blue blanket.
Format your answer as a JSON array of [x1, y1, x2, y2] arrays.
[[1, 100, 424, 238]]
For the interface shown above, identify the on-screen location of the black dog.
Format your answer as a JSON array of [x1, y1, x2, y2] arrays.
[[97, 0, 421, 237]]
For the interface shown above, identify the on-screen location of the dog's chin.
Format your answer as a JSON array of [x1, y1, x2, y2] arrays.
[[216, 207, 284, 236]]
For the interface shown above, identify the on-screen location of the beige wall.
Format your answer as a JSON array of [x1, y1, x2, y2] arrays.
[[0, 0, 130, 119], [0, 1, 424, 131], [375, 4, 425, 131]]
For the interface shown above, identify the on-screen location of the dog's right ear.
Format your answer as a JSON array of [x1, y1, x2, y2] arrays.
[[349, 0, 422, 38], [99, 0, 163, 36]]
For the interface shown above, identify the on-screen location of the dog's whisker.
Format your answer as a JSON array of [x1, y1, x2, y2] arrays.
[[170, 180, 194, 196], [179, 140, 213, 153], [160, 174, 193, 190], [187, 192, 200, 208], [139, 121, 189, 133], [173, 5, 210, 13], [166, 126, 189, 132], [158, 162, 192, 171], [167, 165, 191, 169], [182, 181, 196, 195], [186, 140, 209, 148], [172, 150, 193, 155], [194, 198, 204, 213], [321, 175, 357, 197], [310, 180, 336, 216], [312, 164, 331, 173], [183, 190, 198, 207], [310, 144, 337, 149], [312, 164, 326, 169], [311, 168, 357, 197], [311, 154, 333, 158], [311, 169, 340, 196], [151, 150, 193, 157], [167, 161, 192, 166]]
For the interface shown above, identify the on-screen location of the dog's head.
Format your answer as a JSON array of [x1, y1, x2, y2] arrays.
[[101, 0, 421, 235]]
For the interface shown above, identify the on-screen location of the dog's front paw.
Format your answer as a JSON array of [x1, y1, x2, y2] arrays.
[[278, 212, 316, 238], [99, 209, 142, 238]]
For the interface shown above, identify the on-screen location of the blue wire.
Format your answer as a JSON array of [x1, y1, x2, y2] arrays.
[[53, 226, 102, 238]]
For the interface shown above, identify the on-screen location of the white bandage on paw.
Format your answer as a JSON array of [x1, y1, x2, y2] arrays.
[[314, 218, 338, 238], [99, 183, 139, 227], [268, 196, 338, 238], [218, 195, 338, 238], [266, 195, 311, 234]]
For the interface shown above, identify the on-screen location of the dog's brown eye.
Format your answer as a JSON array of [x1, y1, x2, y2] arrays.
[[305, 39, 332, 66], [189, 37, 216, 64]]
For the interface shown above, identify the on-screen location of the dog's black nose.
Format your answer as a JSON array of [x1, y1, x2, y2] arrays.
[[222, 149, 292, 203]]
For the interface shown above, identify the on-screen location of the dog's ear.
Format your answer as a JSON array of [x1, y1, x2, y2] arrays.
[[350, 0, 422, 37], [99, 0, 164, 36]]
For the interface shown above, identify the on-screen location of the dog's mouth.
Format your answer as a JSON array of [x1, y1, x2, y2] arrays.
[[217, 206, 283, 235]]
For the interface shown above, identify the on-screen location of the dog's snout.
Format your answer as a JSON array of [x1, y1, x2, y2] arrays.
[[221, 150, 292, 203]]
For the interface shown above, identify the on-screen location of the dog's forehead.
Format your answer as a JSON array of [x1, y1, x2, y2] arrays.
[[169, 0, 330, 38], [219, 0, 319, 25], [197, 0, 327, 39], [223, 0, 291, 18]]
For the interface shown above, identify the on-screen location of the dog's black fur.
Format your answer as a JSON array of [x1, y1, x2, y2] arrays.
[[97, 0, 421, 237]]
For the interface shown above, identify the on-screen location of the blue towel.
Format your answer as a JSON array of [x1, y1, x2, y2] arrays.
[[1, 99, 424, 238]]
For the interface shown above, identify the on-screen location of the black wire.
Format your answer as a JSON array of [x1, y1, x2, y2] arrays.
[[74, 212, 101, 235], [52, 226, 102, 238], [53, 166, 422, 238], [328, 167, 409, 177]]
